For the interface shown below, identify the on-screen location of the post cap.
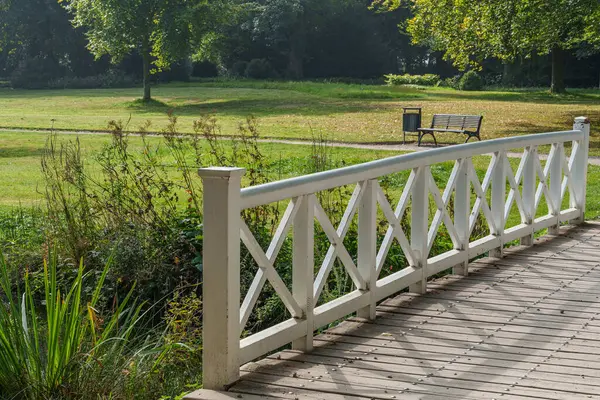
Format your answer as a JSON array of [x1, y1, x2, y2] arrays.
[[198, 167, 246, 178], [575, 116, 590, 124]]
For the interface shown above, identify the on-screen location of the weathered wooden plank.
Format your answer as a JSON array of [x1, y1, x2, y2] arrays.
[[240, 360, 598, 400], [218, 225, 600, 399]]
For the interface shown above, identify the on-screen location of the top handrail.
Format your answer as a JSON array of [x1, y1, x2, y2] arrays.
[[241, 129, 582, 209]]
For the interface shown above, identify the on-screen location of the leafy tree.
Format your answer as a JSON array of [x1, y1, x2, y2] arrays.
[[0, 0, 95, 85], [61, 0, 219, 100], [376, 0, 600, 93], [247, 0, 311, 79]]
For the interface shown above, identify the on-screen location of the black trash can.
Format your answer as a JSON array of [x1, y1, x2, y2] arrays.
[[402, 107, 422, 144]]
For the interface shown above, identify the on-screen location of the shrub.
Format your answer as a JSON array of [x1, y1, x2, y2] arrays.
[[155, 61, 192, 83], [0, 252, 182, 399], [48, 70, 136, 89], [192, 61, 219, 77], [245, 58, 276, 79], [230, 61, 248, 77], [458, 70, 484, 91], [10, 55, 65, 89], [437, 75, 461, 89], [384, 73, 440, 86]]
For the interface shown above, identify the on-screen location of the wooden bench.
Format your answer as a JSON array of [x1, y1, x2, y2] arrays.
[[417, 114, 483, 146]]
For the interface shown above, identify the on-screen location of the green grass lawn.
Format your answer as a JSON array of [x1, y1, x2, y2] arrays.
[[2, 129, 599, 226], [0, 80, 598, 152]]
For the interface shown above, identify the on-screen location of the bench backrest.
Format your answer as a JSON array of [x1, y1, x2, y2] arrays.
[[431, 114, 483, 131]]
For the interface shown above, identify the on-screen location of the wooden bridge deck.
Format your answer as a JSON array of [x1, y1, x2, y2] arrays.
[[195, 222, 600, 400]]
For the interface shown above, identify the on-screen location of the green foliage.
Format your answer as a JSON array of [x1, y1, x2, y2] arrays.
[[41, 120, 203, 303], [0, 251, 177, 399], [231, 61, 249, 77], [398, 0, 600, 91], [60, 0, 229, 99], [384, 73, 440, 86], [48, 70, 137, 89], [437, 75, 461, 89], [458, 70, 484, 91], [245, 58, 277, 79], [10, 56, 66, 89]]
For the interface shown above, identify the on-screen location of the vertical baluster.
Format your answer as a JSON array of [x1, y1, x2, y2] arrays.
[[410, 166, 429, 294], [521, 146, 536, 246], [490, 152, 505, 258], [549, 143, 562, 234], [572, 117, 590, 223], [292, 194, 315, 351], [453, 158, 470, 276], [199, 167, 245, 390], [357, 180, 377, 319]]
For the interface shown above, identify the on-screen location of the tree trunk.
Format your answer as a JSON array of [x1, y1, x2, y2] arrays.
[[502, 62, 513, 86], [142, 43, 151, 101], [550, 46, 566, 94]]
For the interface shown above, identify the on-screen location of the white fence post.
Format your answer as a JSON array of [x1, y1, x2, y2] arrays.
[[292, 195, 315, 351], [573, 117, 590, 223], [453, 158, 470, 276], [521, 146, 536, 246], [410, 166, 428, 294], [548, 143, 563, 234], [199, 167, 245, 390], [490, 152, 505, 258], [357, 180, 377, 319]]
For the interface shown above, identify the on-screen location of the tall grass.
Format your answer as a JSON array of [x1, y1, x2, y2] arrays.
[[0, 253, 172, 399]]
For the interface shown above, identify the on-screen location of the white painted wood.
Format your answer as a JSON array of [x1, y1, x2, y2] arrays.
[[572, 117, 590, 222], [426, 165, 460, 253], [535, 146, 557, 215], [199, 120, 591, 386], [198, 167, 245, 390], [468, 234, 501, 258], [561, 144, 577, 208], [375, 266, 421, 301], [314, 199, 366, 291], [521, 146, 536, 246], [490, 151, 505, 257], [240, 197, 302, 331], [240, 130, 582, 209], [374, 180, 416, 272], [504, 151, 527, 225], [240, 221, 303, 319], [453, 158, 470, 276], [292, 194, 314, 351], [467, 158, 496, 235], [549, 143, 563, 234], [239, 318, 308, 365], [313, 183, 365, 302], [357, 180, 377, 319], [428, 249, 463, 275], [410, 166, 428, 294], [503, 223, 532, 244], [313, 290, 369, 328]]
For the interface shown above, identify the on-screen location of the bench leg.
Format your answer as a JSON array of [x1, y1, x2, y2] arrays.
[[464, 134, 480, 143], [418, 132, 437, 147]]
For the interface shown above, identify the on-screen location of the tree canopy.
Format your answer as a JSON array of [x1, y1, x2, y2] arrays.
[[1, 0, 600, 91], [382, 0, 600, 92], [60, 0, 227, 100]]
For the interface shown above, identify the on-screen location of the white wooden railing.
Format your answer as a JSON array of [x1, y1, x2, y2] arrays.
[[199, 117, 590, 390]]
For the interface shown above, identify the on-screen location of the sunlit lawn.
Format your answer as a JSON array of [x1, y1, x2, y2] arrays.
[[0, 80, 598, 152], [1, 130, 599, 227]]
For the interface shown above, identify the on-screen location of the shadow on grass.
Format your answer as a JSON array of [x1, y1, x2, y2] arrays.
[[0, 148, 45, 158], [430, 88, 600, 105], [123, 97, 388, 118]]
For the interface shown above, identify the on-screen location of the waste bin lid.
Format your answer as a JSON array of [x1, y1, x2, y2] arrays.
[[402, 107, 422, 111]]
